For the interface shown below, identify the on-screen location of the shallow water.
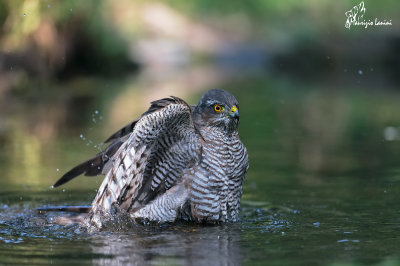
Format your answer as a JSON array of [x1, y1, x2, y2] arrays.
[[1, 177, 399, 265], [1, 70, 400, 265]]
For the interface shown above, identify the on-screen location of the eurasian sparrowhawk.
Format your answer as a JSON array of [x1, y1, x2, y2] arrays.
[[54, 89, 249, 230]]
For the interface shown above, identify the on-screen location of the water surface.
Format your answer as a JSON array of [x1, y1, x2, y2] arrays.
[[1, 70, 400, 265]]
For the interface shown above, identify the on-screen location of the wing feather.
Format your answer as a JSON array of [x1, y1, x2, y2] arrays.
[[53, 98, 191, 188], [87, 97, 201, 228]]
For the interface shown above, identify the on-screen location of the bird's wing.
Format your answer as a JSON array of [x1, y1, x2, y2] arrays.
[[53, 99, 196, 188], [104, 105, 199, 144], [87, 97, 201, 218]]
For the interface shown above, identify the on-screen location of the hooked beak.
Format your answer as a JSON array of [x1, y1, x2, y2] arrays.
[[229, 105, 239, 119]]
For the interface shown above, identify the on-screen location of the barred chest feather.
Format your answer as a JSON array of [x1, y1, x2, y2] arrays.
[[187, 127, 249, 222]]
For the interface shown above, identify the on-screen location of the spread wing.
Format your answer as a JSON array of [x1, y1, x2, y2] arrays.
[[85, 97, 201, 227], [103, 104, 197, 143], [53, 100, 196, 188]]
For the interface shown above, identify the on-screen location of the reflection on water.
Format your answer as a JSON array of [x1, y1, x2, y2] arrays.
[[1, 66, 400, 264], [90, 224, 243, 265]]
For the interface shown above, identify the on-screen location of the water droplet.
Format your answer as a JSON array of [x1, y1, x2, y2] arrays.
[[23, 13, 26, 17], [70, 8, 73, 12], [99, 116, 103, 120], [358, 69, 363, 75], [50, 185, 54, 189], [383, 126, 397, 141], [95, 110, 99, 114], [313, 222, 320, 227], [56, 168, 59, 172], [338, 239, 359, 243], [48, 4, 51, 8], [92, 118, 97, 123], [281, 232, 285, 236], [62, 189, 66, 192], [80, 134, 84, 138]]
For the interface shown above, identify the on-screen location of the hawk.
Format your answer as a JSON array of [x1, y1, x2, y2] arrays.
[[54, 89, 249, 230]]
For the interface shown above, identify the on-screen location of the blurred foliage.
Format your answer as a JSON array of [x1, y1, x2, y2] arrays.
[[0, 0, 398, 94], [165, 0, 400, 38], [0, 0, 132, 78]]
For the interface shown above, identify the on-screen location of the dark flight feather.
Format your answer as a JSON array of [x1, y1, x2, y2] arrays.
[[53, 140, 123, 187]]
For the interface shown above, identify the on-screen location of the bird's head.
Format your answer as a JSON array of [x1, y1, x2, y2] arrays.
[[194, 89, 240, 133]]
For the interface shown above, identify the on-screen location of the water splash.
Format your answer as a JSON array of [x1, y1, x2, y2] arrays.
[[337, 239, 360, 243], [78, 110, 105, 151], [91, 109, 103, 124], [85, 140, 93, 147], [383, 126, 398, 141]]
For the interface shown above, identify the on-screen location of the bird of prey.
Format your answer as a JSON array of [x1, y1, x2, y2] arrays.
[[54, 89, 249, 230]]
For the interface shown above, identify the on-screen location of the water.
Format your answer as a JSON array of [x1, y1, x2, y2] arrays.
[[1, 70, 400, 265]]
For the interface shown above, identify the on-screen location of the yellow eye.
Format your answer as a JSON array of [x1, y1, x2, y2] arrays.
[[214, 104, 224, 113]]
